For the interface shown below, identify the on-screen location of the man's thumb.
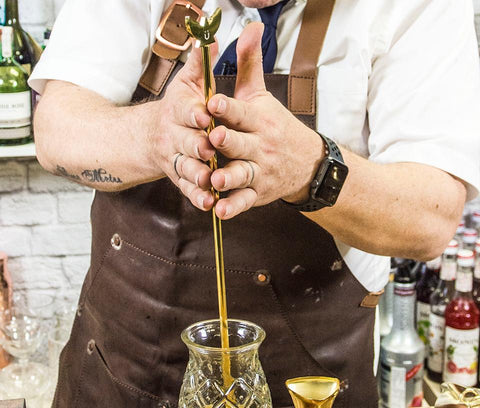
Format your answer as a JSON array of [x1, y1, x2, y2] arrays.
[[181, 40, 219, 86], [235, 22, 266, 100]]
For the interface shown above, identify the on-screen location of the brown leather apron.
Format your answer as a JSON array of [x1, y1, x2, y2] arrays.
[[52, 2, 380, 407]]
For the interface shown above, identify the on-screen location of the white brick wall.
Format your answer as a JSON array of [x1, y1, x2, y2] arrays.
[[0, 159, 92, 300]]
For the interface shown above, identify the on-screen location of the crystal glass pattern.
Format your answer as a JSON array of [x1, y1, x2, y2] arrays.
[[178, 319, 272, 408]]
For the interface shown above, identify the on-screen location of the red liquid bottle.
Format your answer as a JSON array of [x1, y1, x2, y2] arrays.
[[444, 250, 480, 387]]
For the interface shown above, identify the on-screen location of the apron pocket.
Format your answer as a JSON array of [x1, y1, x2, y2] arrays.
[[73, 339, 170, 408]]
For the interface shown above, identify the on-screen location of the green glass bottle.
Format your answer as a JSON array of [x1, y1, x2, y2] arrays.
[[0, 25, 32, 145], [1, 0, 42, 74]]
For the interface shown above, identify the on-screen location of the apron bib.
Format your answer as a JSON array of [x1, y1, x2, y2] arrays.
[[53, 2, 380, 407]]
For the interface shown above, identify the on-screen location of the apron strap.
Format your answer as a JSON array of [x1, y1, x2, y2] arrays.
[[288, 0, 335, 115], [139, 0, 206, 95], [139, 0, 336, 105]]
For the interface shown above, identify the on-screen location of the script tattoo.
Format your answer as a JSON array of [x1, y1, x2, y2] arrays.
[[55, 165, 81, 181], [81, 168, 123, 184]]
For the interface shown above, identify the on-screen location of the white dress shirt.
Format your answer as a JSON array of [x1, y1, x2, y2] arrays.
[[30, 0, 480, 294]]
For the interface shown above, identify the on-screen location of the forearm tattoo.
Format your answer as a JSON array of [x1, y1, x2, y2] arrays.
[[55, 165, 123, 184]]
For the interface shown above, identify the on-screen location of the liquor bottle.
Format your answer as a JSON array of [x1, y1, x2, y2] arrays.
[[0, 251, 12, 368], [1, 0, 42, 74], [463, 228, 478, 252], [0, 26, 32, 145], [416, 258, 440, 353], [380, 258, 399, 338], [380, 268, 424, 408], [427, 240, 458, 382], [473, 239, 480, 308], [443, 249, 480, 387]]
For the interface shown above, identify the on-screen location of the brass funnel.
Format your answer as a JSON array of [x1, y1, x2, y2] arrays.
[[286, 376, 340, 408]]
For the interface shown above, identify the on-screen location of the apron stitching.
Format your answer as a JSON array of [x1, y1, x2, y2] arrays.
[[123, 239, 257, 275], [93, 343, 165, 401], [267, 284, 342, 380], [81, 246, 113, 304], [72, 347, 89, 408]]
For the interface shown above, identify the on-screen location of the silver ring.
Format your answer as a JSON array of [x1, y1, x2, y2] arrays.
[[245, 160, 255, 186], [173, 153, 183, 178]]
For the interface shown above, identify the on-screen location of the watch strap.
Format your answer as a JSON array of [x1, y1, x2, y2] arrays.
[[284, 133, 345, 212]]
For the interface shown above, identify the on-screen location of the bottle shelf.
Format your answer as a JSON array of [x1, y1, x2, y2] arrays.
[[0, 143, 36, 158]]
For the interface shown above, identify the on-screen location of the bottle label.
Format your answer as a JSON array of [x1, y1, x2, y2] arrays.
[[443, 326, 479, 386], [416, 301, 430, 346], [441, 262, 456, 281], [0, 91, 32, 138], [380, 362, 424, 407], [456, 271, 473, 292], [428, 313, 445, 373]]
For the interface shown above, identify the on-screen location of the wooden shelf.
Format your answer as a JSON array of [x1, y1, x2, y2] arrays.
[[0, 143, 36, 158]]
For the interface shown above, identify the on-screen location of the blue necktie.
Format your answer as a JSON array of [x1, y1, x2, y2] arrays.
[[213, 1, 288, 75]]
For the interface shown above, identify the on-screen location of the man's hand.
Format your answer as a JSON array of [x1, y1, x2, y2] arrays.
[[155, 45, 217, 211], [207, 23, 325, 220]]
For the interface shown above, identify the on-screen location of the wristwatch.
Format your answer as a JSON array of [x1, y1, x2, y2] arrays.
[[285, 133, 349, 212]]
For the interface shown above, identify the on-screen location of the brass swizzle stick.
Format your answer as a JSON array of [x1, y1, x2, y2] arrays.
[[185, 8, 233, 384]]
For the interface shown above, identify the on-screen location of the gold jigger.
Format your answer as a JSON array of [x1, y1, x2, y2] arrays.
[[286, 377, 340, 408]]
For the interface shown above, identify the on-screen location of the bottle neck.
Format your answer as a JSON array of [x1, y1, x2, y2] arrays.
[[455, 265, 474, 296], [392, 282, 416, 332], [5, 0, 20, 27], [440, 257, 457, 281]]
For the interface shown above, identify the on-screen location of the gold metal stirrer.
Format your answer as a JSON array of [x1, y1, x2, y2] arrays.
[[185, 8, 233, 384]]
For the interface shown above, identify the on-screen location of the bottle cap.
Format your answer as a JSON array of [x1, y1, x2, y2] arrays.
[[444, 239, 459, 256], [426, 256, 441, 269], [394, 259, 416, 283], [457, 249, 474, 267], [463, 228, 478, 244], [456, 222, 465, 234]]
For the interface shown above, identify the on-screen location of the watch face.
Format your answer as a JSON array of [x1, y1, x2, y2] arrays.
[[313, 159, 348, 205]]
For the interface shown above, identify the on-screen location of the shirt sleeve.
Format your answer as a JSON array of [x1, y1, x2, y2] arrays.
[[367, 0, 480, 201], [29, 0, 155, 105]]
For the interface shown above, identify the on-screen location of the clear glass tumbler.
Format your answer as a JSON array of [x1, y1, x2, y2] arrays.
[[178, 319, 272, 408]]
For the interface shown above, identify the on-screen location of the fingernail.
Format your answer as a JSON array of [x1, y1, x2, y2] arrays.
[[216, 98, 227, 114], [223, 205, 230, 217], [197, 195, 205, 209], [195, 144, 200, 158], [222, 174, 229, 189], [195, 174, 200, 187], [191, 112, 198, 127]]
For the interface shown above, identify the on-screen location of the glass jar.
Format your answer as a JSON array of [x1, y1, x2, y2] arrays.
[[178, 319, 272, 408]]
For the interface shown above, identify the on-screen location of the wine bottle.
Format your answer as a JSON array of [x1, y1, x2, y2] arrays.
[[427, 239, 458, 382], [0, 26, 32, 145], [379, 265, 424, 408], [1, 0, 42, 74], [443, 249, 480, 387], [416, 258, 440, 355]]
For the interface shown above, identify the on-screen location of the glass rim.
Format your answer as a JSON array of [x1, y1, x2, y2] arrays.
[[181, 318, 266, 354]]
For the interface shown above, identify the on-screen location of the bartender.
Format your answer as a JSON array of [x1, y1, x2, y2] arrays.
[[30, 0, 480, 407]]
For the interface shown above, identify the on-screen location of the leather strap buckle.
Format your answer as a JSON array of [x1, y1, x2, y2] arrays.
[[155, 0, 203, 51]]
